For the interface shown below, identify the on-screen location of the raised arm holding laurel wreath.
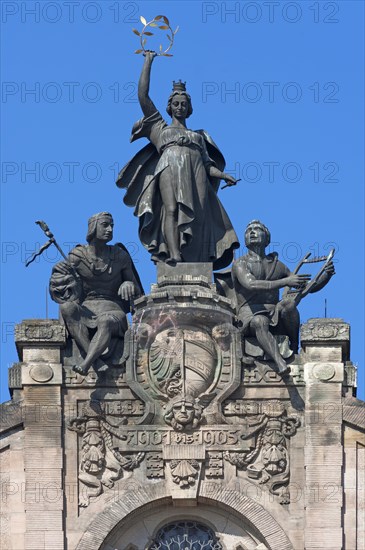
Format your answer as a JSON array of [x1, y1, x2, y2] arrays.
[[116, 18, 240, 268]]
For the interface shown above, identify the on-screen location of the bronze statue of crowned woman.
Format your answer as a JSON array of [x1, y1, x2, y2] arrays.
[[117, 51, 240, 269]]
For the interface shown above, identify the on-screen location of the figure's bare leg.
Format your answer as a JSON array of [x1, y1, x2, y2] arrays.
[[159, 171, 181, 263], [250, 316, 290, 375], [60, 302, 90, 356], [73, 318, 116, 375], [280, 303, 300, 353]]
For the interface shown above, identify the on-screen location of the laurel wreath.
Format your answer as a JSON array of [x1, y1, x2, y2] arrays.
[[132, 15, 179, 56]]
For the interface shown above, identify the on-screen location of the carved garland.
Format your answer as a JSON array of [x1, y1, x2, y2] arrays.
[[68, 400, 144, 507], [224, 401, 300, 504]]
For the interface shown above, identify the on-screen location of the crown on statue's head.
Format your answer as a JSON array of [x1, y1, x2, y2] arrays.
[[172, 80, 187, 92]]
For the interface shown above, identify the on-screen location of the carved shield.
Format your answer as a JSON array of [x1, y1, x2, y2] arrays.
[[148, 328, 218, 400]]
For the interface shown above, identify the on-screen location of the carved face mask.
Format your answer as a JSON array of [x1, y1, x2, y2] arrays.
[[172, 401, 195, 425]]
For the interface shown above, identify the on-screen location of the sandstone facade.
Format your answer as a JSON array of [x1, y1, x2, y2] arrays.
[[1, 269, 364, 549]]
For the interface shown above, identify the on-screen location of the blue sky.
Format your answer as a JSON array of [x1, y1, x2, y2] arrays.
[[1, 1, 364, 401]]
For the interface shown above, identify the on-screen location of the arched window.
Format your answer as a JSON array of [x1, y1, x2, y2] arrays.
[[148, 520, 223, 550]]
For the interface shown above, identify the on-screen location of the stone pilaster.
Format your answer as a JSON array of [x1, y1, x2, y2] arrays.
[[302, 318, 348, 550], [15, 320, 66, 550]]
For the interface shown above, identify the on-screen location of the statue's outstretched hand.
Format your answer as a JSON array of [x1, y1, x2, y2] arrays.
[[221, 175, 241, 189], [118, 281, 136, 301], [224, 174, 240, 185], [285, 274, 311, 289], [324, 260, 335, 276]]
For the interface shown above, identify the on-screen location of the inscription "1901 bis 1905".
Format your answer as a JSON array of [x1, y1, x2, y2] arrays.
[[116, 426, 251, 452]]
